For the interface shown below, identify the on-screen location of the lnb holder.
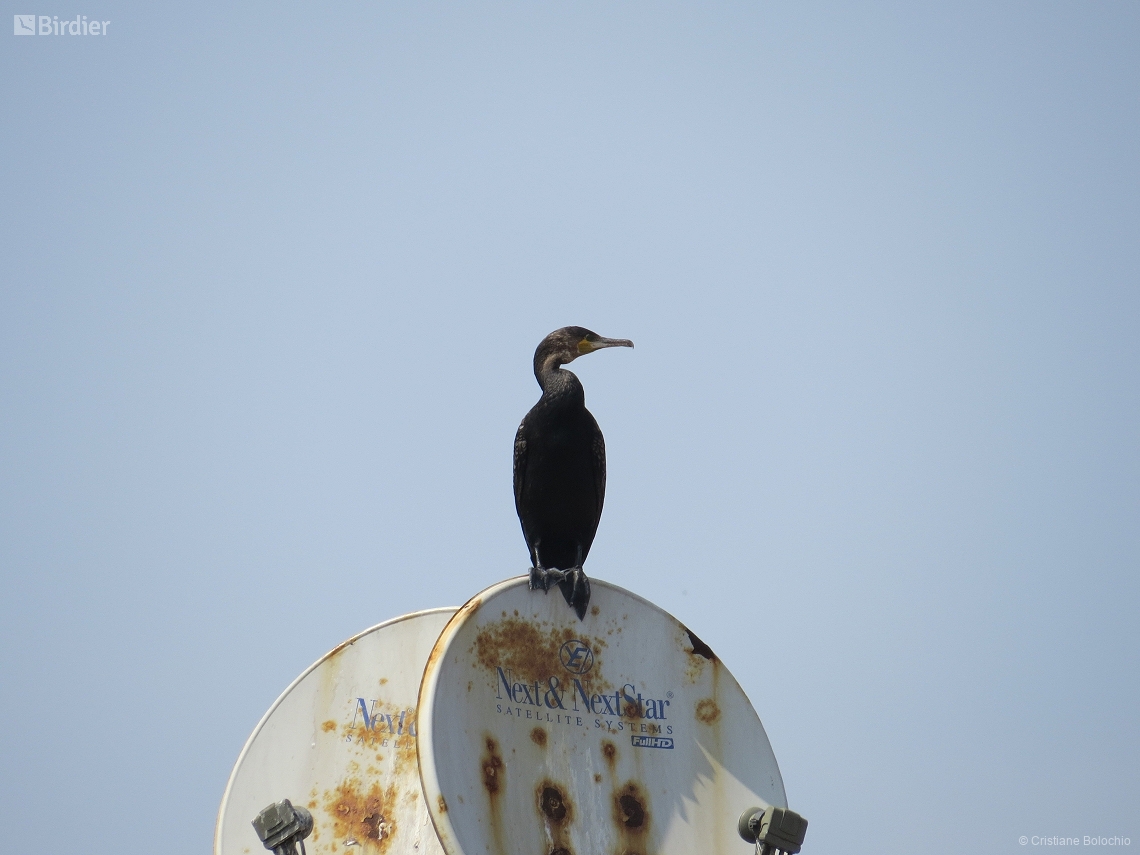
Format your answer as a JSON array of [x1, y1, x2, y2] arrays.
[[737, 805, 809, 855], [252, 799, 314, 855]]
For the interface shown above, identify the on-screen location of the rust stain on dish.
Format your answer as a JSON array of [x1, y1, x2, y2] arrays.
[[615, 784, 652, 855], [537, 781, 574, 855], [480, 732, 509, 855], [471, 616, 607, 685], [457, 596, 483, 622], [390, 731, 417, 777], [323, 779, 397, 853], [327, 637, 356, 659], [481, 735, 504, 796], [537, 781, 572, 824], [617, 790, 646, 827], [612, 780, 650, 855], [591, 605, 600, 616], [601, 740, 617, 766], [321, 720, 337, 732], [436, 795, 447, 814], [695, 698, 721, 724], [426, 598, 481, 675], [424, 639, 445, 675], [531, 727, 548, 747]]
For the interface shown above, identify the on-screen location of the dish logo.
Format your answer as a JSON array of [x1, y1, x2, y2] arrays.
[[14, 15, 35, 34], [559, 639, 594, 675]]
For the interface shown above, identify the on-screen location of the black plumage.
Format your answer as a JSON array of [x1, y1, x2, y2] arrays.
[[513, 326, 633, 619]]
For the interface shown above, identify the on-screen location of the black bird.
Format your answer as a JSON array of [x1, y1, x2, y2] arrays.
[[513, 326, 633, 619]]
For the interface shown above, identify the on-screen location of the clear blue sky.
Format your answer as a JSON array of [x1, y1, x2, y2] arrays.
[[2, 3, 1137, 853]]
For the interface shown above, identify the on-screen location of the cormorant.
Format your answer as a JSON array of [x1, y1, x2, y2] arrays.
[[513, 326, 633, 619]]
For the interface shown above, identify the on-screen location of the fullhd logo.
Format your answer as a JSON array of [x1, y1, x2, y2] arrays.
[[14, 15, 110, 35]]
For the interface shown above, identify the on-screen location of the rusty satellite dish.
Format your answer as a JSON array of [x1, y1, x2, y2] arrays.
[[215, 608, 457, 855], [417, 579, 786, 855]]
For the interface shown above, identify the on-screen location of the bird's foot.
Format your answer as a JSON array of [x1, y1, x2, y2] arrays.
[[557, 567, 591, 621], [529, 565, 568, 593], [528, 564, 549, 591]]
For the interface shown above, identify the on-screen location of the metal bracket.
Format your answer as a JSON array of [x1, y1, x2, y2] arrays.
[[738, 805, 809, 855], [252, 799, 314, 855]]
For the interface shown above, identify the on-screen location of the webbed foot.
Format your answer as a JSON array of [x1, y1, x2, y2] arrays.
[[529, 565, 567, 593], [529, 565, 549, 592]]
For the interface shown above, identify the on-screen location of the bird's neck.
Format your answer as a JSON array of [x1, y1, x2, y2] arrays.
[[537, 366, 585, 409]]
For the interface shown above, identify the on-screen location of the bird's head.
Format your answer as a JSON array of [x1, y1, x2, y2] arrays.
[[533, 326, 634, 381]]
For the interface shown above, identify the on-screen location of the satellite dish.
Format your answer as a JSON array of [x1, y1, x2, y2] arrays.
[[417, 578, 786, 855], [215, 608, 457, 855]]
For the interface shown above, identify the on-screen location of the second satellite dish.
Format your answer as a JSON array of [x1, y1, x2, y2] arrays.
[[215, 608, 456, 855]]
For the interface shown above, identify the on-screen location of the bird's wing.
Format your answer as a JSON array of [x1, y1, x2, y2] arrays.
[[592, 432, 606, 517], [513, 423, 527, 513]]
